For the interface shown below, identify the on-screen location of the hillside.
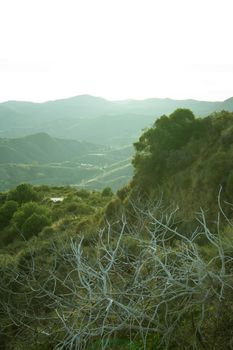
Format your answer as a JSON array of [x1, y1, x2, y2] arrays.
[[81, 158, 133, 190], [1, 110, 233, 349], [131, 109, 233, 222], [0, 133, 133, 191], [1, 94, 231, 145], [0, 132, 105, 164]]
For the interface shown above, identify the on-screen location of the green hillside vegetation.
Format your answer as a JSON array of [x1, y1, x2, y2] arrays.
[[0, 133, 105, 164], [0, 134, 133, 191], [1, 110, 233, 349], [0, 183, 112, 249], [132, 109, 233, 222], [1, 95, 233, 192]]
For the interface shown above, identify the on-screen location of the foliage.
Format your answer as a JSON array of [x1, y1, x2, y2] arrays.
[[76, 188, 90, 198], [7, 183, 39, 204], [1, 198, 233, 349], [21, 213, 51, 239], [1, 109, 233, 349], [132, 109, 233, 221], [116, 185, 130, 201], [12, 202, 50, 232], [0, 200, 18, 229], [101, 186, 113, 197]]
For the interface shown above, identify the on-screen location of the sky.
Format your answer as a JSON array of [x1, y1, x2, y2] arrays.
[[0, 0, 233, 102]]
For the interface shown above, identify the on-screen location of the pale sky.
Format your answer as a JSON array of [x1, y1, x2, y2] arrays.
[[0, 0, 233, 102]]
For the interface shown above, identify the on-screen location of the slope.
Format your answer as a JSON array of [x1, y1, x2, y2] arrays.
[[131, 109, 233, 222]]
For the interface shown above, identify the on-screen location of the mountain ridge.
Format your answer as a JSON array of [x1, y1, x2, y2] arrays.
[[1, 94, 232, 144], [1, 93, 226, 105]]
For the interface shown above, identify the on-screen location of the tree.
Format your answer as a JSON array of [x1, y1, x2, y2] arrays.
[[12, 202, 50, 232], [7, 183, 39, 204], [133, 109, 198, 187], [0, 200, 18, 229], [101, 187, 113, 197], [21, 213, 51, 239]]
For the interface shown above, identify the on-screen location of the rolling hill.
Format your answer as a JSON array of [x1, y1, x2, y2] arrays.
[[1, 95, 232, 145], [0, 133, 133, 191], [0, 132, 105, 164], [1, 94, 233, 191]]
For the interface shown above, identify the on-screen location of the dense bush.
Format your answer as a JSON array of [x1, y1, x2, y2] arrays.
[[7, 183, 39, 204], [76, 188, 90, 198], [101, 187, 113, 197], [21, 213, 51, 239], [0, 200, 18, 229], [1, 199, 233, 350], [132, 109, 233, 221], [13, 202, 51, 232]]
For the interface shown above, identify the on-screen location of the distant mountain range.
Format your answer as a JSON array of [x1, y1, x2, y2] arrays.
[[1, 94, 233, 191], [1, 95, 233, 145]]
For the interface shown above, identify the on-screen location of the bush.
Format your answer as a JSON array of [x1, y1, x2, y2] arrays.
[[101, 187, 113, 197], [4, 199, 233, 350], [76, 189, 90, 199], [76, 202, 94, 215], [21, 213, 51, 239], [117, 186, 130, 201], [0, 200, 18, 229], [7, 183, 39, 204], [105, 198, 122, 218], [66, 201, 79, 213], [13, 202, 50, 231]]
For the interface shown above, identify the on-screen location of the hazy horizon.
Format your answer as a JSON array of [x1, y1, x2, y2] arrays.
[[0, 92, 232, 105], [1, 0, 233, 103]]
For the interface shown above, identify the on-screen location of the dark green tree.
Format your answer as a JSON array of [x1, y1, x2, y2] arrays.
[[133, 109, 199, 187], [0, 200, 19, 229], [101, 187, 113, 197], [21, 213, 51, 239], [7, 183, 39, 204], [13, 202, 50, 231]]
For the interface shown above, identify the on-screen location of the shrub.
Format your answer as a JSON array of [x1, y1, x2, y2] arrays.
[[5, 199, 233, 350], [117, 186, 130, 201], [21, 213, 51, 239], [0, 200, 18, 229], [66, 201, 78, 213], [76, 202, 94, 215], [7, 183, 39, 204], [39, 226, 54, 238], [76, 189, 90, 199], [105, 198, 122, 218], [13, 202, 50, 231], [101, 187, 113, 197]]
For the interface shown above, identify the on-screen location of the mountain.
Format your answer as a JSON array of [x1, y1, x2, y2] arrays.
[[0, 132, 105, 164], [0, 132, 134, 166], [218, 96, 233, 111], [0, 95, 231, 144], [0, 133, 133, 191], [1, 95, 233, 191]]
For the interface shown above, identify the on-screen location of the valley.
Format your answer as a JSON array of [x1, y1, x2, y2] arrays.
[[1, 94, 233, 192]]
